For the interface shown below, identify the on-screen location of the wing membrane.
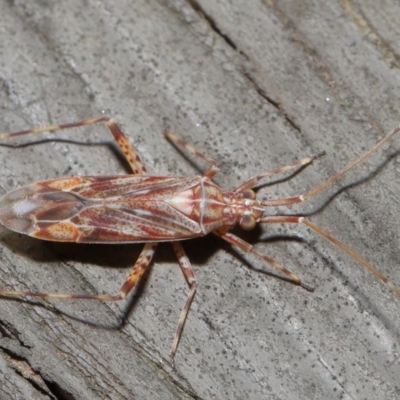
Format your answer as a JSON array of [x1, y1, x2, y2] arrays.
[[0, 175, 204, 243]]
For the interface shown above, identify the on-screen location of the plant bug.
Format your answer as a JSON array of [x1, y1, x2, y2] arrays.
[[0, 116, 399, 360]]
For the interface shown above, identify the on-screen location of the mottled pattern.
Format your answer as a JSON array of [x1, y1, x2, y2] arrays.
[[0, 175, 240, 243], [1, 117, 400, 362]]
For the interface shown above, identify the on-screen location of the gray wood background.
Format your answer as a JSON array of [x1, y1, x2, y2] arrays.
[[0, 1, 399, 399]]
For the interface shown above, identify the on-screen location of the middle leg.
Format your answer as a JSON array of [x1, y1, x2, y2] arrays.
[[170, 242, 197, 359], [260, 216, 400, 299], [214, 229, 314, 291]]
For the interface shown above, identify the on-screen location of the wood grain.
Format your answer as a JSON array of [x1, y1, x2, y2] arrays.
[[0, 1, 399, 399]]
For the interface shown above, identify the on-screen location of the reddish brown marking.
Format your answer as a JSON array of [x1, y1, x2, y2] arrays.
[[0, 118, 400, 362], [32, 221, 80, 241], [46, 177, 85, 190]]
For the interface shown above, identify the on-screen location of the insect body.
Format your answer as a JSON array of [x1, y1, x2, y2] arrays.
[[0, 175, 234, 243], [0, 116, 399, 359]]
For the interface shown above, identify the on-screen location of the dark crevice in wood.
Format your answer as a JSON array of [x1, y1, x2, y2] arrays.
[[242, 71, 302, 133], [0, 320, 33, 349], [186, 0, 251, 60], [184, 1, 303, 137], [186, 0, 236, 50], [0, 346, 73, 400]]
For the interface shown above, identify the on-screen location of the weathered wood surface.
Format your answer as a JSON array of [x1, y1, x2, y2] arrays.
[[0, 1, 399, 399]]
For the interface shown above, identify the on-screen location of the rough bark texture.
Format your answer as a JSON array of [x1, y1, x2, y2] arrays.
[[0, 1, 399, 399]]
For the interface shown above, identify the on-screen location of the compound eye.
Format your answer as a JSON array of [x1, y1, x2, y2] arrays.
[[242, 190, 256, 200], [240, 214, 256, 230]]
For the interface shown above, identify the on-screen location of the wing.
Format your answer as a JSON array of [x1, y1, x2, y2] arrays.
[[0, 175, 205, 243]]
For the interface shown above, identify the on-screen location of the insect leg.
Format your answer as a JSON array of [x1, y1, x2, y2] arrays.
[[213, 230, 314, 291], [303, 125, 400, 201], [164, 127, 321, 184], [233, 152, 326, 195], [0, 242, 158, 301], [0, 118, 162, 301], [260, 216, 400, 299], [164, 130, 219, 179], [117, 242, 158, 297], [0, 117, 147, 175], [170, 242, 197, 360], [259, 125, 400, 206]]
